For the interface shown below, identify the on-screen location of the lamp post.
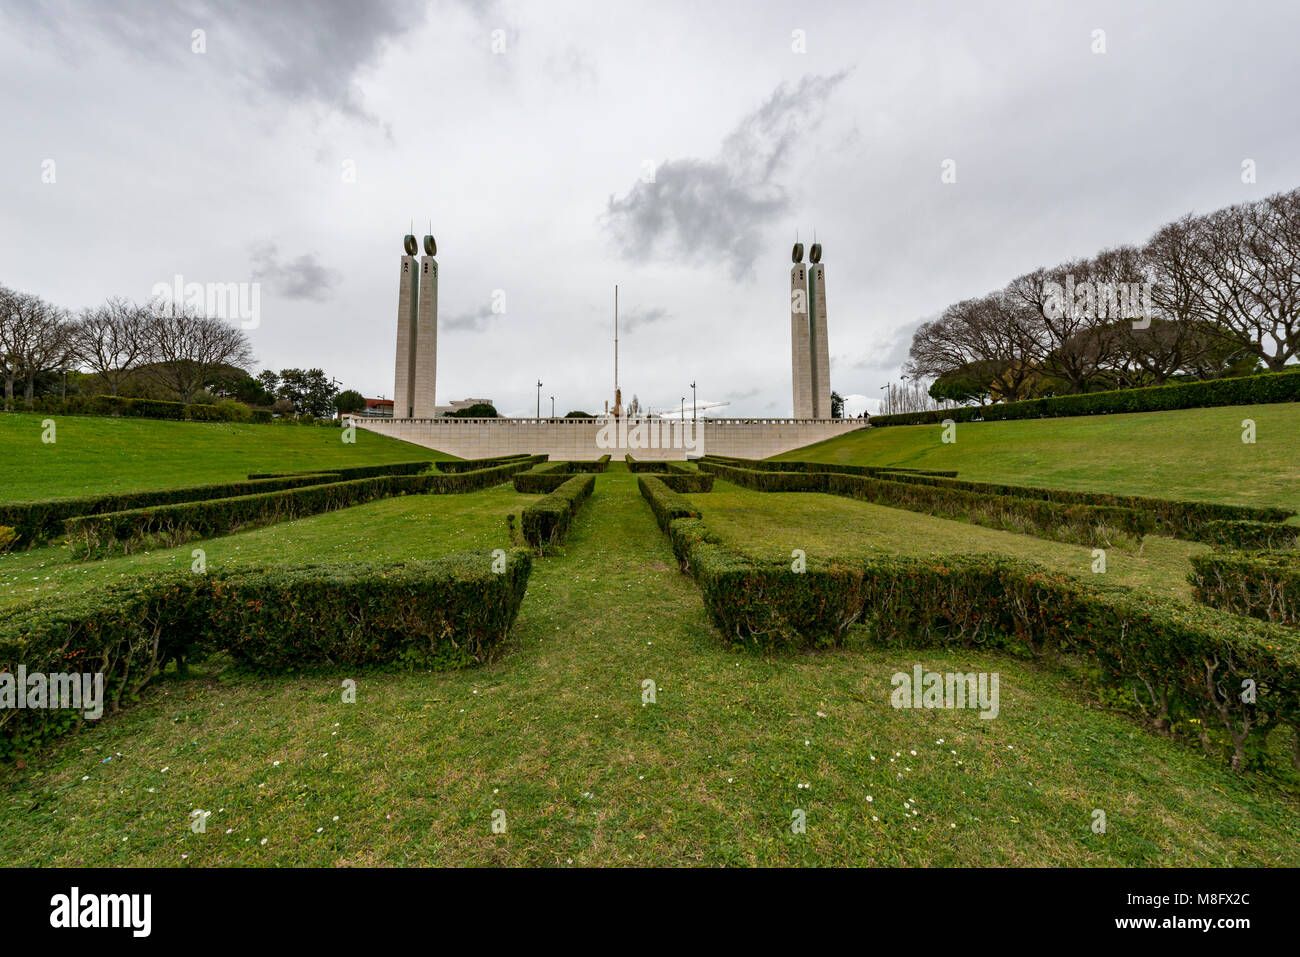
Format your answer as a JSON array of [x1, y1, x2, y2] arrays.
[[536, 379, 543, 419], [681, 396, 685, 421], [550, 395, 555, 418], [689, 381, 696, 424]]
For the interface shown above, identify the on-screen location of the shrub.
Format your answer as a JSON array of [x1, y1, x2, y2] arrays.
[[638, 476, 702, 532], [437, 454, 539, 474], [251, 409, 273, 424], [656, 473, 714, 493], [0, 550, 532, 756], [1, 473, 344, 547], [1190, 551, 1300, 627], [247, 461, 431, 480], [657, 512, 1300, 770], [703, 455, 958, 479], [699, 461, 1153, 548], [185, 403, 227, 422], [1196, 521, 1300, 550], [563, 455, 611, 473], [868, 367, 1300, 427], [512, 472, 572, 494], [846, 469, 1293, 541], [0, 526, 18, 553], [64, 462, 531, 558], [521, 474, 595, 547]]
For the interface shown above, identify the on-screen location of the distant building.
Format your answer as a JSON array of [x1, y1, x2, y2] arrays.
[[435, 398, 495, 416], [363, 398, 394, 418]]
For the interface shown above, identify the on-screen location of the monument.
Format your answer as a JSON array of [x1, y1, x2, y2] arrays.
[[393, 232, 438, 418], [790, 241, 831, 418]]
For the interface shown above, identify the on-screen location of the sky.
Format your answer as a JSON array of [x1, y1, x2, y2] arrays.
[[3, 0, 1299, 417]]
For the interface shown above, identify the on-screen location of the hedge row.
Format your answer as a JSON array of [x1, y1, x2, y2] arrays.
[[1191, 552, 1300, 628], [703, 455, 958, 479], [13, 394, 289, 424], [700, 461, 1154, 548], [655, 514, 1300, 770], [0, 473, 344, 547], [512, 472, 571, 494], [868, 367, 1300, 427], [436, 453, 541, 473], [833, 469, 1294, 542], [65, 461, 533, 558], [563, 454, 611, 473], [0, 550, 533, 756], [638, 476, 702, 533], [625, 455, 695, 474], [1197, 521, 1300, 551], [521, 475, 595, 547], [247, 461, 432, 480], [656, 472, 714, 493]]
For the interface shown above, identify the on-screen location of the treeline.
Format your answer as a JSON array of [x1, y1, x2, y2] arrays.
[[0, 286, 362, 416], [907, 187, 1300, 403]]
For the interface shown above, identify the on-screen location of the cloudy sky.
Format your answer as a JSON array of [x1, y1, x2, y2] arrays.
[[3, 0, 1299, 416]]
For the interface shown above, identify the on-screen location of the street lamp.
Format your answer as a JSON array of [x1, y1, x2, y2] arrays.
[[550, 395, 555, 418], [689, 381, 696, 424], [681, 396, 685, 421], [536, 379, 543, 418]]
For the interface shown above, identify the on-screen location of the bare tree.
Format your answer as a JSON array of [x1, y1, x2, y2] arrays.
[[141, 303, 255, 403], [0, 288, 72, 405], [72, 297, 150, 396]]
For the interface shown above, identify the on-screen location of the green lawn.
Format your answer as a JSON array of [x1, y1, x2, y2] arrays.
[[0, 412, 445, 500], [689, 480, 1206, 602], [0, 485, 519, 611], [776, 403, 1300, 511], [2, 471, 1298, 866]]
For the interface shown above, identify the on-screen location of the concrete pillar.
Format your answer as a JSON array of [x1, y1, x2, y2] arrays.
[[393, 255, 419, 419], [809, 262, 831, 419], [790, 262, 812, 418], [413, 255, 438, 418]]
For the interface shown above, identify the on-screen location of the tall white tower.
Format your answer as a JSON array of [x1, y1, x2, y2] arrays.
[[808, 243, 831, 418], [393, 234, 420, 419], [790, 243, 812, 418], [412, 235, 438, 417]]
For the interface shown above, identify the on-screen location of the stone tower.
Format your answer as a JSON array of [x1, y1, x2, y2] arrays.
[[413, 238, 438, 417], [808, 244, 831, 418], [393, 236, 420, 419], [789, 244, 812, 419]]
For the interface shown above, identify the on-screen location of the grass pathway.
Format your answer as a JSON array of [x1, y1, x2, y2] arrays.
[[2, 472, 1299, 865]]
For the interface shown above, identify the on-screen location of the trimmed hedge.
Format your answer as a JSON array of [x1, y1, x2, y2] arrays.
[[17, 394, 267, 423], [1191, 551, 1300, 627], [1197, 521, 1300, 551], [638, 476, 702, 534], [65, 461, 533, 558], [656, 472, 714, 493], [247, 461, 431, 480], [521, 474, 595, 547], [563, 454, 611, 473], [700, 461, 1154, 548], [512, 472, 571, 494], [655, 512, 1300, 770], [0, 550, 533, 756], [436, 454, 540, 473], [839, 469, 1294, 542], [703, 455, 958, 479], [868, 367, 1300, 427], [0, 473, 343, 547]]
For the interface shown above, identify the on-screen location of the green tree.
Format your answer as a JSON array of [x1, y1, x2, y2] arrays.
[[276, 368, 338, 417], [446, 402, 498, 418], [335, 389, 366, 414]]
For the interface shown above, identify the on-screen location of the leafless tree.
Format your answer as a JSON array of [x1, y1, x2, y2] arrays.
[[0, 287, 72, 405], [142, 302, 256, 403], [72, 297, 150, 396]]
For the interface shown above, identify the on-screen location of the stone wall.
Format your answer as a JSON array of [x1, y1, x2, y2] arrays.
[[350, 416, 865, 461]]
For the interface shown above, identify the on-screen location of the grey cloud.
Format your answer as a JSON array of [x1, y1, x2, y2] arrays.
[[619, 305, 669, 332], [249, 243, 340, 301], [6, 0, 426, 121], [603, 71, 848, 281], [442, 305, 498, 332]]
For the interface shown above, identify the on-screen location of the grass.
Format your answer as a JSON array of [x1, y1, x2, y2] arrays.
[[689, 480, 1207, 602], [0, 486, 519, 611], [2, 471, 1299, 866], [0, 412, 445, 500], [775, 402, 1300, 511]]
